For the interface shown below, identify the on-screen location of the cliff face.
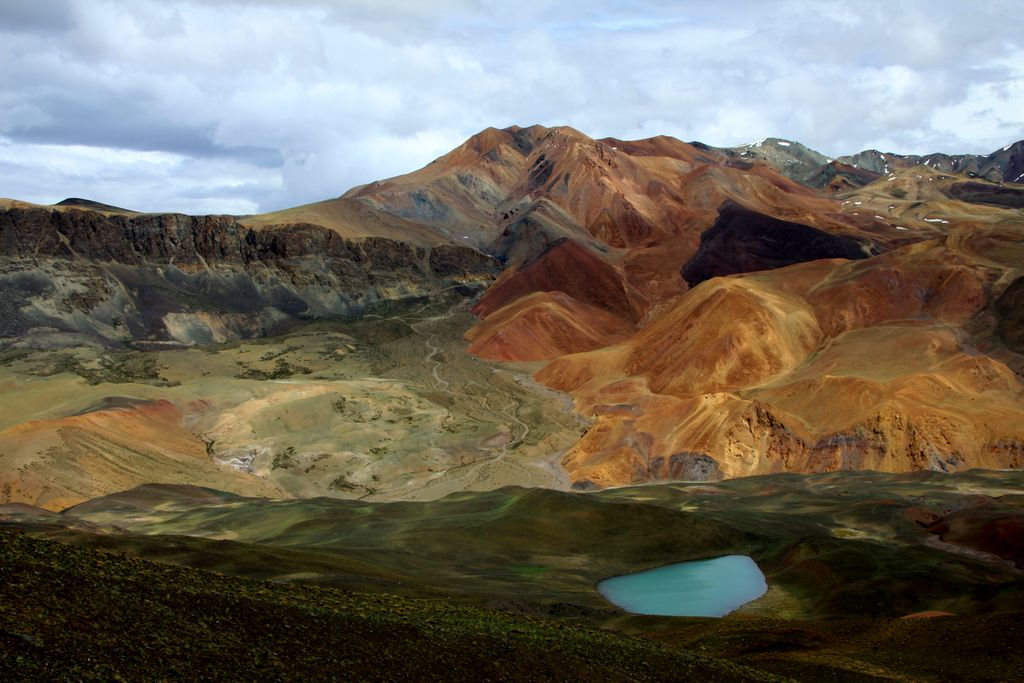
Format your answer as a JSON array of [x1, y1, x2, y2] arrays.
[[0, 207, 498, 347]]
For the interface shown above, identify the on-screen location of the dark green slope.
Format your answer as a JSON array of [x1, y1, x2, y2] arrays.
[[0, 529, 781, 682], [48, 472, 1024, 620], [6, 470, 1024, 681]]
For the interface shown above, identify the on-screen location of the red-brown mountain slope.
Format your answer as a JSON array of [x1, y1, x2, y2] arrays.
[[340, 124, 888, 363], [347, 125, 888, 311], [536, 169, 1024, 488], [465, 291, 635, 362], [470, 237, 646, 323]]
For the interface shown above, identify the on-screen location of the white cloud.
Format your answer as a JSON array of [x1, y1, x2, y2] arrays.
[[0, 0, 1021, 213], [930, 49, 1024, 152], [0, 139, 277, 214]]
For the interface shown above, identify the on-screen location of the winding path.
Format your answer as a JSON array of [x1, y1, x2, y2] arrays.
[[396, 296, 545, 490]]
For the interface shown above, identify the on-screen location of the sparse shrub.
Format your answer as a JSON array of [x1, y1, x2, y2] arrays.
[[272, 446, 298, 470], [440, 415, 459, 433], [327, 475, 359, 491], [235, 358, 311, 380]]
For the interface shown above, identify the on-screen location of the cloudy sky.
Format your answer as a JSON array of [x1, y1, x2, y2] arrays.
[[1, 0, 1022, 214]]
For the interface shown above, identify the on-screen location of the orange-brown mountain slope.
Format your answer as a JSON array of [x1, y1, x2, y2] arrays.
[[536, 169, 1024, 488], [339, 124, 889, 362], [0, 399, 284, 509]]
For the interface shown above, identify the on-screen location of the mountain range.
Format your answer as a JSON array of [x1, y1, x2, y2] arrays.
[[733, 136, 1024, 191], [3, 123, 1024, 681]]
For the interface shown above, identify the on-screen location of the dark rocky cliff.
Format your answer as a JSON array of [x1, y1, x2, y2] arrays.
[[681, 202, 870, 287], [0, 207, 498, 347]]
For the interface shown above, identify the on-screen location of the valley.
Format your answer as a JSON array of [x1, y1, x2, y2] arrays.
[[5, 1, 1024, 679], [0, 292, 581, 509], [6, 126, 1023, 499]]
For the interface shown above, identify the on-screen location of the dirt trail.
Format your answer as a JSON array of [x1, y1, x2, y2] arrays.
[[393, 297, 571, 493]]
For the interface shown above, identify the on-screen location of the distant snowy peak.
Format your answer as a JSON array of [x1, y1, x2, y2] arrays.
[[721, 137, 1024, 190], [837, 140, 1023, 183], [988, 140, 1024, 185], [726, 137, 830, 181], [836, 150, 891, 174], [740, 137, 798, 150]]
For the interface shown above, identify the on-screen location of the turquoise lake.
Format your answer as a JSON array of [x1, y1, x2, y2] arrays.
[[597, 555, 768, 617]]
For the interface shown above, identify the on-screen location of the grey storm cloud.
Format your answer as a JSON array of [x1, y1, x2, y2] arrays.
[[0, 0, 1022, 214], [0, 0, 74, 32]]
